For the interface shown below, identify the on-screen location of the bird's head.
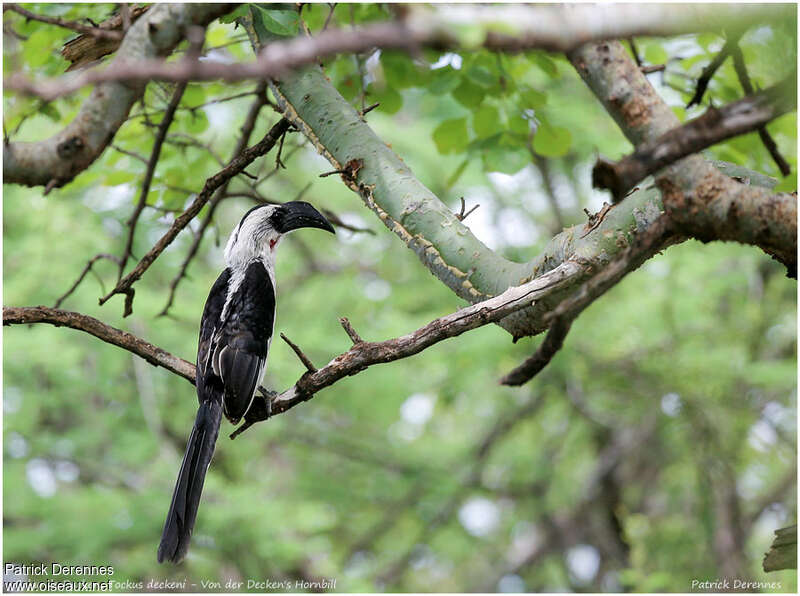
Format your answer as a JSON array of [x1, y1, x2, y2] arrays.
[[224, 201, 335, 266]]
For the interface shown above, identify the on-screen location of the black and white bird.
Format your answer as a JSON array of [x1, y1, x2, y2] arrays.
[[157, 201, 334, 564]]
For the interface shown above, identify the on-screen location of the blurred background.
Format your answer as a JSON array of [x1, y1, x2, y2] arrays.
[[3, 4, 797, 592]]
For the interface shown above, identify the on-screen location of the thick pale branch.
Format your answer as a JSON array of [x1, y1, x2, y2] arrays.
[[99, 117, 291, 315], [3, 4, 233, 189], [3, 306, 195, 382], [593, 77, 796, 201], [569, 41, 797, 276], [5, 4, 789, 101]]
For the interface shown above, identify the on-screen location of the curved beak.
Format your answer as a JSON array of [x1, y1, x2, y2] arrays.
[[276, 201, 335, 235]]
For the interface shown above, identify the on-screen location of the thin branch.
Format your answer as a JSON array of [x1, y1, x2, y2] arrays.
[[3, 4, 232, 189], [546, 215, 679, 324], [280, 333, 318, 373], [339, 317, 363, 344], [4, 3, 123, 41], [729, 43, 792, 176], [53, 253, 121, 309], [99, 117, 291, 315], [233, 260, 582, 435], [500, 317, 573, 386], [686, 31, 743, 108], [159, 83, 270, 316], [592, 76, 796, 201], [3, 306, 195, 382], [5, 4, 790, 101], [454, 197, 480, 222], [119, 81, 187, 281]]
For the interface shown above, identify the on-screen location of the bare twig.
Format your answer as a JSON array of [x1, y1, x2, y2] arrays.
[[730, 44, 791, 176], [627, 38, 642, 67], [500, 316, 573, 386], [454, 197, 479, 222], [360, 102, 380, 116], [99, 117, 291, 315], [339, 317, 363, 344], [53, 253, 121, 309], [281, 333, 318, 372], [3, 306, 195, 381], [4, 3, 123, 41], [593, 76, 796, 201], [686, 31, 743, 108], [546, 216, 679, 324], [159, 84, 270, 317], [640, 64, 666, 74], [119, 81, 187, 281]]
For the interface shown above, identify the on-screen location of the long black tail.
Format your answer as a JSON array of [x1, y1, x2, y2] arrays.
[[158, 399, 222, 564]]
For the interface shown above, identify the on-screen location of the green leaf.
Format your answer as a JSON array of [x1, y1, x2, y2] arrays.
[[432, 117, 469, 154], [519, 86, 547, 109], [219, 4, 250, 24], [381, 51, 421, 89], [183, 85, 206, 107], [185, 110, 209, 134], [466, 65, 495, 88], [38, 102, 60, 122], [508, 112, 530, 136], [452, 79, 485, 109], [429, 66, 461, 95], [366, 82, 402, 114], [473, 105, 500, 139], [104, 171, 136, 186], [483, 144, 529, 174], [533, 122, 572, 157], [251, 5, 299, 39], [645, 43, 668, 65], [532, 52, 558, 77]]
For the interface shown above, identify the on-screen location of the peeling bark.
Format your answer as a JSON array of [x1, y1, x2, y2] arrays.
[[569, 41, 797, 277]]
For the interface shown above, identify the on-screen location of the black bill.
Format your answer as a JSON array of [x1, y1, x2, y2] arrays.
[[272, 201, 335, 234]]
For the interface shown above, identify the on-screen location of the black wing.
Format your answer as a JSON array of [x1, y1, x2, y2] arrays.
[[212, 261, 275, 424], [196, 268, 231, 405]]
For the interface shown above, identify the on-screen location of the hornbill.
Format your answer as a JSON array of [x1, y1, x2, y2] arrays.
[[158, 201, 334, 564]]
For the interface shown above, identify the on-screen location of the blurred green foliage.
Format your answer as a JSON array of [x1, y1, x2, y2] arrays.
[[3, 3, 797, 592]]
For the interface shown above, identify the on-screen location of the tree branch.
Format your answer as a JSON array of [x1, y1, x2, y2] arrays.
[[159, 82, 269, 316], [5, 4, 790, 101], [686, 31, 743, 108], [592, 76, 796, 201], [4, 3, 123, 41], [568, 41, 797, 277], [3, 306, 195, 382], [499, 317, 573, 386], [119, 80, 187, 280], [3, 4, 234, 189], [53, 253, 121, 309], [730, 43, 792, 176], [234, 261, 582, 435], [99, 117, 291, 316]]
